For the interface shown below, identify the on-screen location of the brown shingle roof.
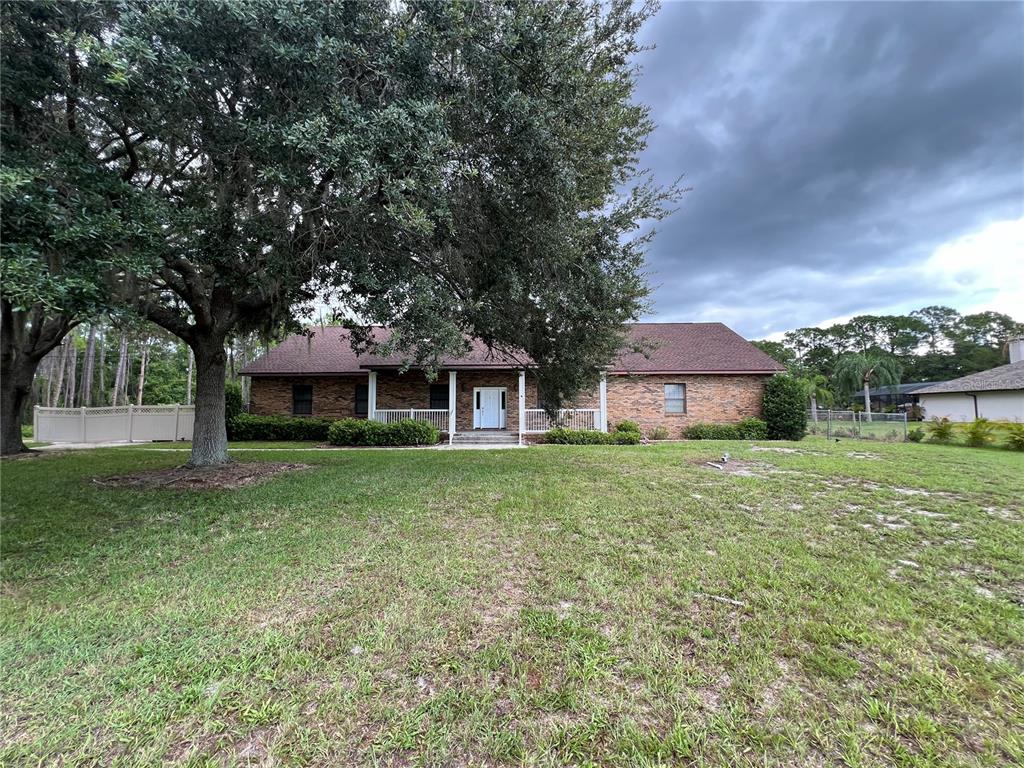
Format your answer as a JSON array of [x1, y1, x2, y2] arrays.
[[240, 323, 784, 377], [914, 361, 1024, 394]]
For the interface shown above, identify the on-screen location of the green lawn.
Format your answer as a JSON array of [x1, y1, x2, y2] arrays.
[[2, 440, 1022, 767]]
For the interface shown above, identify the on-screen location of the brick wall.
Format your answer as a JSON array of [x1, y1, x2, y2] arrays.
[[605, 374, 768, 435], [249, 376, 365, 419], [249, 370, 769, 437]]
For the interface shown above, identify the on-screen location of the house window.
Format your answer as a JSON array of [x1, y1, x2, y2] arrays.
[[292, 384, 313, 416], [354, 383, 368, 417], [664, 383, 686, 414], [429, 384, 449, 410]]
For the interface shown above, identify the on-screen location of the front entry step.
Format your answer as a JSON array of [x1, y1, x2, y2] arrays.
[[451, 430, 519, 445]]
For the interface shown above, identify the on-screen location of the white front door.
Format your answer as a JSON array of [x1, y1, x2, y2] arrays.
[[474, 388, 505, 429]]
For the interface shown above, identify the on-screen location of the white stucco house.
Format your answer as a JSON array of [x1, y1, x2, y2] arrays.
[[915, 337, 1024, 422]]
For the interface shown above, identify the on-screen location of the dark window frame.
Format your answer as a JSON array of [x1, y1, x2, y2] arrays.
[[292, 384, 313, 416], [664, 383, 687, 414], [429, 384, 449, 410], [354, 383, 369, 417]]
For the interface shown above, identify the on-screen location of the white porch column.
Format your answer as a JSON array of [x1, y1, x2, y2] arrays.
[[598, 372, 608, 433], [368, 371, 377, 420], [518, 370, 526, 445], [448, 370, 457, 445]]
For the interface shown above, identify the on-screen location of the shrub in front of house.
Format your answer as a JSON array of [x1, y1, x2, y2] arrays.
[[327, 418, 439, 446], [682, 422, 740, 440], [735, 417, 768, 440], [907, 426, 925, 443], [762, 374, 807, 441], [229, 414, 334, 441], [648, 425, 669, 440], [615, 420, 642, 436], [543, 425, 641, 445]]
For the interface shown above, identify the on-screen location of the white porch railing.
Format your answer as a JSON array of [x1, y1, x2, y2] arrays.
[[523, 408, 600, 433], [371, 408, 450, 432]]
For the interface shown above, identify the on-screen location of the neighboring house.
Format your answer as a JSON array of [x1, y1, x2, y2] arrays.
[[915, 337, 1024, 422], [240, 323, 784, 443], [851, 381, 946, 411]]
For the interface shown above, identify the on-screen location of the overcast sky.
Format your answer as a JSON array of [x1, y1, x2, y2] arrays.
[[634, 1, 1024, 339]]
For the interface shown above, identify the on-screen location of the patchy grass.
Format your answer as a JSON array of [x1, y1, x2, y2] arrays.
[[2, 439, 1022, 767]]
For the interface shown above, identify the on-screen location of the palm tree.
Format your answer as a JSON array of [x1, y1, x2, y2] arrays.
[[797, 373, 834, 422], [832, 352, 902, 421]]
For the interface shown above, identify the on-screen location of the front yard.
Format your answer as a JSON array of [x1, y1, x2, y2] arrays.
[[2, 440, 1022, 767]]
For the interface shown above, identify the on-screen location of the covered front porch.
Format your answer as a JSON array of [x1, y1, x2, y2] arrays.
[[367, 368, 608, 444]]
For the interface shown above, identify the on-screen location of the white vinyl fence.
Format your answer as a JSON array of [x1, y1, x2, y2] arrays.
[[34, 405, 194, 444]]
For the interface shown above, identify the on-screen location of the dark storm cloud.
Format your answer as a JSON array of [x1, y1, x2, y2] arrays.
[[635, 1, 1024, 337]]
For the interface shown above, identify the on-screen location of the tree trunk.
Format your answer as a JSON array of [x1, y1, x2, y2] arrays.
[[98, 330, 107, 404], [64, 340, 77, 408], [0, 302, 73, 455], [112, 334, 128, 406], [810, 392, 818, 423], [863, 382, 872, 422], [79, 325, 97, 406], [136, 338, 149, 406], [185, 349, 193, 405], [0, 361, 35, 455], [52, 338, 69, 407], [189, 336, 230, 466]]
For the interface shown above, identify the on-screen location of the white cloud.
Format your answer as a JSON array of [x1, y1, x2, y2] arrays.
[[922, 217, 1024, 317]]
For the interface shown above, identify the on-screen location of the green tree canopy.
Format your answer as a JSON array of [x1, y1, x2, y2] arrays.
[[0, 2, 155, 454], [19, 0, 675, 465]]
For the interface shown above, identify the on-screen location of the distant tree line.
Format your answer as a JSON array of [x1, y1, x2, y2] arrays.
[[31, 321, 263, 411], [753, 306, 1023, 415]]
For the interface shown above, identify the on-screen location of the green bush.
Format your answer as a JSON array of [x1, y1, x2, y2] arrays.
[[542, 426, 641, 445], [545, 427, 612, 444], [615, 420, 641, 435], [763, 374, 807, 441], [229, 413, 333, 441], [736, 417, 768, 440], [611, 429, 641, 444], [327, 418, 439, 446], [907, 427, 925, 443], [963, 418, 996, 448], [224, 381, 244, 438], [926, 417, 955, 444], [683, 422, 739, 440], [1005, 424, 1024, 452], [648, 425, 669, 441]]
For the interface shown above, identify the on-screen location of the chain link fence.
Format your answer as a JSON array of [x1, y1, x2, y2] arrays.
[[806, 410, 909, 442]]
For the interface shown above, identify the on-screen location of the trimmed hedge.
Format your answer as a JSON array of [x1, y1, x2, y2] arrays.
[[682, 417, 767, 440], [229, 413, 333, 441], [328, 418, 439, 446], [683, 422, 740, 440], [543, 426, 641, 445], [763, 374, 807, 441]]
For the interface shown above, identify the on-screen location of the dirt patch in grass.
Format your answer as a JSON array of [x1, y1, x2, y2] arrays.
[[93, 461, 310, 490], [687, 456, 777, 478], [1, 449, 67, 462]]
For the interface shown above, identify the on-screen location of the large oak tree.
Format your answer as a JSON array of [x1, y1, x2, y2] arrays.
[[6, 0, 674, 465], [0, 3, 153, 455]]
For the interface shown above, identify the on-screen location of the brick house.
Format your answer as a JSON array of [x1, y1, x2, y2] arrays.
[[240, 323, 784, 444]]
